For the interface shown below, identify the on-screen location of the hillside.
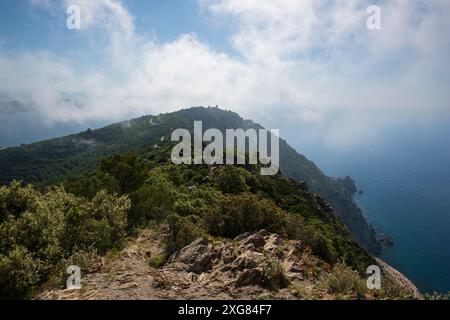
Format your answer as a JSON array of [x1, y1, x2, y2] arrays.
[[1, 146, 413, 299], [0, 107, 379, 253]]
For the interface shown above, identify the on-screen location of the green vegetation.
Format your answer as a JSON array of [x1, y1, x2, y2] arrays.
[[148, 253, 168, 269], [0, 181, 130, 299], [164, 214, 205, 255], [0, 107, 399, 299], [0, 144, 377, 299], [262, 259, 289, 291], [0, 107, 379, 254], [205, 193, 285, 238], [319, 262, 367, 298]]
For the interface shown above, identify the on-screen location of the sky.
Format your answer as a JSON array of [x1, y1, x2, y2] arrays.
[[0, 0, 449, 154]]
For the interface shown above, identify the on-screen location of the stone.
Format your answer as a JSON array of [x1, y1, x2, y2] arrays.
[[235, 268, 263, 287], [263, 234, 284, 252], [233, 252, 258, 270], [241, 233, 266, 249], [168, 238, 213, 274], [288, 262, 304, 273]]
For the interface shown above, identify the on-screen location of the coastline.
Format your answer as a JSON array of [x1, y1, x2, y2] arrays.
[[375, 258, 422, 299]]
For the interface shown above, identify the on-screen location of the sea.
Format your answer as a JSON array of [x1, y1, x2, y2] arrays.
[[296, 121, 450, 294]]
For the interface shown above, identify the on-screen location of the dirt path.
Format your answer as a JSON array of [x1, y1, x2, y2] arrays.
[[37, 229, 309, 300]]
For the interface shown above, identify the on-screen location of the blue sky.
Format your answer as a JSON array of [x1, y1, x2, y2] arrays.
[[0, 0, 449, 151], [0, 1, 233, 59]]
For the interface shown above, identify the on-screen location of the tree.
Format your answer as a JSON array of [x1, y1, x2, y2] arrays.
[[165, 214, 204, 255], [99, 152, 148, 194]]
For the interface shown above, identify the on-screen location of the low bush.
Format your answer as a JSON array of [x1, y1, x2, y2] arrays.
[[0, 182, 130, 298], [205, 193, 285, 238], [262, 259, 289, 291], [148, 253, 168, 269], [164, 214, 204, 255], [320, 262, 367, 297]]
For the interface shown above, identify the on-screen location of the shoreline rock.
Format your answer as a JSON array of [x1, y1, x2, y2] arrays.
[[375, 258, 422, 299]]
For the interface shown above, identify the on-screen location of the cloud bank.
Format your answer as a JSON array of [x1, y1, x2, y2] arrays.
[[1, 0, 449, 149]]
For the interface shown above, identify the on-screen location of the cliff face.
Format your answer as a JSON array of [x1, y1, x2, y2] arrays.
[[0, 107, 379, 253], [278, 142, 380, 254], [334, 176, 358, 195]]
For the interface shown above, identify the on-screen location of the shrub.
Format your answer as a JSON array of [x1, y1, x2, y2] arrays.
[[0, 184, 131, 298], [45, 248, 98, 290], [309, 232, 337, 264], [173, 186, 221, 217], [205, 193, 286, 238], [88, 190, 130, 253], [64, 173, 120, 199], [149, 253, 168, 269], [130, 180, 176, 226], [0, 181, 39, 223], [213, 166, 249, 194], [164, 214, 204, 255], [320, 262, 367, 297], [372, 273, 415, 300], [99, 152, 148, 194], [284, 214, 338, 264], [262, 259, 289, 291], [0, 245, 40, 299], [424, 292, 450, 300]]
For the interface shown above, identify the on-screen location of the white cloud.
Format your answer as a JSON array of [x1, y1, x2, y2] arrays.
[[1, 0, 449, 150]]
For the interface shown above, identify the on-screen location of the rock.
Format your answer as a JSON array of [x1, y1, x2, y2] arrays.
[[235, 268, 263, 287], [288, 262, 304, 273], [234, 232, 253, 241], [263, 234, 284, 252], [221, 247, 238, 264], [258, 229, 271, 237], [287, 272, 304, 282], [288, 240, 306, 258], [233, 252, 258, 270], [334, 176, 358, 195], [88, 257, 105, 273], [241, 233, 266, 249], [168, 238, 213, 273], [376, 234, 394, 247]]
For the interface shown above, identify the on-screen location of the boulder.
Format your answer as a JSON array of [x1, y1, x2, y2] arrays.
[[168, 238, 213, 274], [233, 251, 258, 270], [241, 233, 266, 249], [221, 247, 238, 264], [235, 268, 263, 287], [263, 234, 284, 252]]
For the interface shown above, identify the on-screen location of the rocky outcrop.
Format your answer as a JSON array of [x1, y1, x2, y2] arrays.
[[167, 238, 214, 273], [37, 228, 417, 300], [164, 229, 323, 294], [334, 176, 358, 195], [38, 229, 329, 300]]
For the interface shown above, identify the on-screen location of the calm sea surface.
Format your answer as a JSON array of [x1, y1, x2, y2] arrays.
[[299, 125, 450, 294]]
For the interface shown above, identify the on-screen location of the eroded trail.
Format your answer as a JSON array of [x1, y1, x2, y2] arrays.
[[38, 228, 418, 300], [38, 229, 327, 300]]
